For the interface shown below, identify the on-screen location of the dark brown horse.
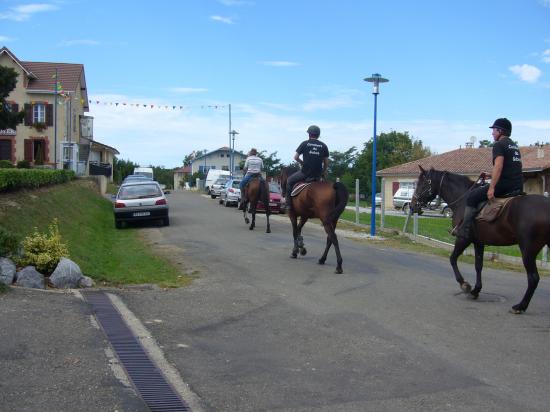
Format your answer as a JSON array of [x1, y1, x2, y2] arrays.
[[241, 176, 271, 233], [411, 166, 550, 313], [281, 166, 349, 273]]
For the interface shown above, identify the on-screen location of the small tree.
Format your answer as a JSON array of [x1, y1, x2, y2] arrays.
[[0, 65, 25, 130]]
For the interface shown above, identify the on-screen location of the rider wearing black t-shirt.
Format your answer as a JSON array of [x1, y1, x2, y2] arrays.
[[456, 118, 523, 238], [285, 125, 329, 210]]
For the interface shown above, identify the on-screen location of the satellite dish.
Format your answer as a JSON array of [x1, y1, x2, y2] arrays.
[[470, 136, 476, 145]]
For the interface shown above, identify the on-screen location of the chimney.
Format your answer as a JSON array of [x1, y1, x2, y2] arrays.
[[537, 148, 544, 159]]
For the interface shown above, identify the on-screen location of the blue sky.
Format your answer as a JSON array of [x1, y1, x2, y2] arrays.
[[2, 0, 550, 167]]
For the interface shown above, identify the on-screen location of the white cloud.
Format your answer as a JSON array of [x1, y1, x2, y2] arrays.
[[0, 35, 14, 42], [0, 3, 57, 21], [539, 0, 550, 7], [543, 49, 550, 63], [259, 61, 300, 67], [170, 87, 209, 94], [210, 15, 234, 24], [58, 39, 100, 47], [509, 64, 542, 83]]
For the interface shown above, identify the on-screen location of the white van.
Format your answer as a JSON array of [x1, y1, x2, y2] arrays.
[[133, 167, 154, 180], [205, 169, 230, 194]]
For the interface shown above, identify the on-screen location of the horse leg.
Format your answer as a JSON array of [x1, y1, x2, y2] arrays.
[[318, 236, 332, 265], [243, 201, 250, 225], [297, 217, 308, 256], [264, 186, 271, 233], [450, 237, 472, 293], [289, 212, 299, 258], [321, 221, 343, 274], [470, 242, 485, 299], [511, 242, 542, 314], [249, 201, 256, 230]]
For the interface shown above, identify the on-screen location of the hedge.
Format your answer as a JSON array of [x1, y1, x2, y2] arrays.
[[0, 169, 76, 191]]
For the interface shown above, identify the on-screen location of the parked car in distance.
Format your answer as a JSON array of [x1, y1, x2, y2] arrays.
[[393, 187, 450, 217], [210, 176, 230, 199], [219, 178, 241, 207], [256, 182, 285, 214], [133, 166, 154, 180], [122, 174, 153, 184], [205, 169, 231, 195], [375, 193, 382, 207], [114, 181, 169, 228]]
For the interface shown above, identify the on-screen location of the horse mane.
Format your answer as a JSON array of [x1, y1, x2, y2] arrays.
[[427, 168, 475, 192]]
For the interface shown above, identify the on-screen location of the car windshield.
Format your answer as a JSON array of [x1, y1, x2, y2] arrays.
[[269, 183, 281, 193], [215, 177, 228, 185], [119, 184, 162, 200], [232, 180, 241, 189]]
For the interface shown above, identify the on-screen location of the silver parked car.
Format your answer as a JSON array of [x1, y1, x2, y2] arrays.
[[210, 176, 230, 199], [114, 181, 169, 228], [218, 178, 241, 207]]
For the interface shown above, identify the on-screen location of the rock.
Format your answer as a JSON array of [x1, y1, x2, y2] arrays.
[[49, 258, 83, 289], [78, 275, 94, 288], [15, 266, 45, 289], [0, 257, 16, 285]]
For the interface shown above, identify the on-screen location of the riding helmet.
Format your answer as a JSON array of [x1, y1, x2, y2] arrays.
[[307, 125, 321, 136], [489, 118, 512, 135]]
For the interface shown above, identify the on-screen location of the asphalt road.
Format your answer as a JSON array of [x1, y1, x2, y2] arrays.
[[116, 190, 550, 411]]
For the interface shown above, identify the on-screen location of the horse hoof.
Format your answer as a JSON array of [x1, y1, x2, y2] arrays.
[[245, 218, 250, 224], [318, 259, 325, 265], [300, 248, 307, 256], [266, 228, 271, 233], [510, 305, 525, 314], [461, 282, 472, 293], [469, 292, 479, 300], [290, 253, 297, 259], [335, 268, 343, 274]]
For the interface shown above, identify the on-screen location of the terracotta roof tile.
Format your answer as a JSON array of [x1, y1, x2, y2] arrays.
[[21, 61, 85, 93], [377, 145, 550, 177]]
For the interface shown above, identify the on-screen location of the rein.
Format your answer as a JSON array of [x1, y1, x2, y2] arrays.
[[414, 171, 481, 208]]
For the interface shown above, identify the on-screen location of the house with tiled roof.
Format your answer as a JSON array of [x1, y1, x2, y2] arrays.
[[0, 46, 118, 180], [173, 165, 192, 190], [190, 146, 246, 175], [376, 145, 550, 209]]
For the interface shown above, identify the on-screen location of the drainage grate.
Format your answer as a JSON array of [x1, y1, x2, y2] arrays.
[[84, 291, 191, 412]]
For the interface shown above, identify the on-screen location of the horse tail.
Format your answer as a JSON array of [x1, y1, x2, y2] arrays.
[[328, 182, 349, 222]]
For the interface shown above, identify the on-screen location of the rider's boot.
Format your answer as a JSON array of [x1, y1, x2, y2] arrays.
[[285, 185, 293, 212], [456, 206, 476, 239]]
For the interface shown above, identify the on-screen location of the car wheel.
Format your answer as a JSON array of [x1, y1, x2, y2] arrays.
[[211, 194, 217, 199], [224, 198, 230, 207], [219, 197, 223, 204], [115, 220, 123, 229], [402, 203, 410, 215], [443, 207, 453, 218], [163, 217, 170, 226]]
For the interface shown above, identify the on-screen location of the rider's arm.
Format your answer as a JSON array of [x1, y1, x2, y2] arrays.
[[293, 152, 303, 165], [322, 157, 329, 175], [488, 156, 504, 200]]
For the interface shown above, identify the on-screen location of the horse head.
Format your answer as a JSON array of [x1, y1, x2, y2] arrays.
[[411, 165, 440, 214]]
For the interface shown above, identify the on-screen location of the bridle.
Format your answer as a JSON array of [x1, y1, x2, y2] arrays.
[[413, 171, 482, 209]]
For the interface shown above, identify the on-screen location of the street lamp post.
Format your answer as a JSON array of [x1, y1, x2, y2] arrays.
[[230, 129, 239, 177], [364, 73, 389, 237]]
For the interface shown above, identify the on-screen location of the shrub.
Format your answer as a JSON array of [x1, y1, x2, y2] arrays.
[[0, 226, 19, 257], [0, 160, 14, 169], [19, 219, 69, 274], [16, 160, 31, 169]]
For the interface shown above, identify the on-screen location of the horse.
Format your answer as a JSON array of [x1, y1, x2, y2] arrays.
[[411, 166, 550, 313], [280, 166, 349, 273], [241, 175, 271, 233]]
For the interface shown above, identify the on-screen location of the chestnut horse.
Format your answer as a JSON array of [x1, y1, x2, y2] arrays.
[[241, 176, 271, 233], [411, 166, 550, 313], [281, 166, 349, 273]]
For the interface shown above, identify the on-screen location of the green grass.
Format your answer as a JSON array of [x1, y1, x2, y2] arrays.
[[340, 209, 533, 259], [0, 180, 192, 287]]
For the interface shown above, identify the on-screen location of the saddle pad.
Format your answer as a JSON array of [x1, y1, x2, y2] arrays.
[[291, 182, 313, 197], [476, 197, 516, 223]]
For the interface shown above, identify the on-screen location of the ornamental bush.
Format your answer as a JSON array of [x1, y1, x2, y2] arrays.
[[0, 160, 14, 169], [19, 219, 69, 274], [0, 169, 75, 191], [16, 160, 31, 169]]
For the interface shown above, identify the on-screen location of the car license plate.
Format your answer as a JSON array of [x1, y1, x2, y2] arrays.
[[269, 203, 277, 207], [133, 211, 150, 217]]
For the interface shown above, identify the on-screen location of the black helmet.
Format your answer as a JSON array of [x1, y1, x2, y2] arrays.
[[489, 118, 512, 135], [307, 125, 321, 136]]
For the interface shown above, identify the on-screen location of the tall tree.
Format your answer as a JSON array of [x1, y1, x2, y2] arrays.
[[112, 157, 138, 184], [478, 139, 493, 148], [258, 150, 282, 177], [328, 147, 357, 181], [354, 131, 432, 195], [183, 149, 208, 166], [0, 65, 25, 129]]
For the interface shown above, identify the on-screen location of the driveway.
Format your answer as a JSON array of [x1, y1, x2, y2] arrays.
[[115, 190, 550, 411]]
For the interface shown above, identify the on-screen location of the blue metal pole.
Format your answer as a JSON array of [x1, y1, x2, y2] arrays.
[[370, 92, 378, 236]]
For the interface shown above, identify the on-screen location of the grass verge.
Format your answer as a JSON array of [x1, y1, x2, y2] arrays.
[[0, 180, 192, 287]]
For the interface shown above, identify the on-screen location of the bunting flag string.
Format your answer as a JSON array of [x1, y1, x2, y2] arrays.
[[87, 100, 227, 111]]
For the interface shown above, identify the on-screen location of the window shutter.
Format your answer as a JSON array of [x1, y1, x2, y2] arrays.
[[24, 104, 32, 126], [46, 104, 53, 126], [24, 139, 33, 161]]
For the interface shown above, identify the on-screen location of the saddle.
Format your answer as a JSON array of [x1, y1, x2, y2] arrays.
[[290, 177, 321, 197], [476, 190, 525, 223]]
